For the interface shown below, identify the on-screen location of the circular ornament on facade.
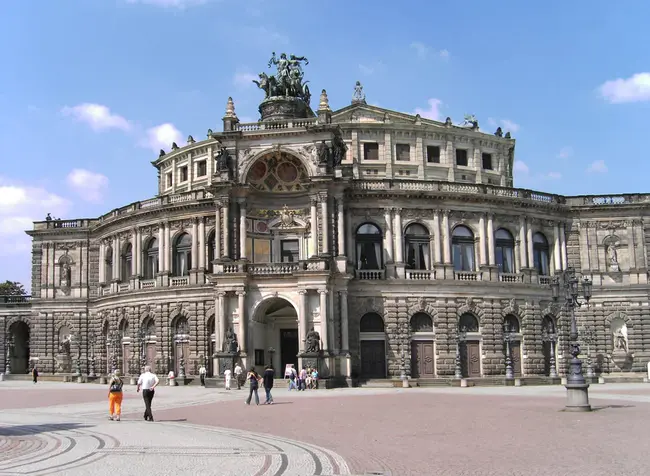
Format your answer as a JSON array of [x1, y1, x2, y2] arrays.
[[256, 221, 268, 233], [245, 151, 308, 192], [249, 161, 268, 182], [277, 161, 299, 183]]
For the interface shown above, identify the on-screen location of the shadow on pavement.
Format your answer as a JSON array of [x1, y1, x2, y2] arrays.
[[591, 404, 635, 411], [0, 422, 90, 436]]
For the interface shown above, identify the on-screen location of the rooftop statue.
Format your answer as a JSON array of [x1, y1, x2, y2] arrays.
[[253, 52, 311, 104], [352, 80, 366, 104], [461, 114, 478, 128]]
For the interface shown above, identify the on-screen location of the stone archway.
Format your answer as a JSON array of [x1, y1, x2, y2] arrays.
[[410, 312, 435, 379], [7, 321, 30, 374], [251, 297, 299, 377], [245, 151, 310, 193], [359, 312, 386, 379]]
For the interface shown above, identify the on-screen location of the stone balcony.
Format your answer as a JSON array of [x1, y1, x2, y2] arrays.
[[0, 295, 32, 306], [214, 259, 330, 277]]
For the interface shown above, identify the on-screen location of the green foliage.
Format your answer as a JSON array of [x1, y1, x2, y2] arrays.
[[0, 281, 26, 296]]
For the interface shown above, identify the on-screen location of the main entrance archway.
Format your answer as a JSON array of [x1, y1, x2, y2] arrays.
[[8, 321, 30, 374], [359, 312, 387, 379], [251, 297, 299, 377]]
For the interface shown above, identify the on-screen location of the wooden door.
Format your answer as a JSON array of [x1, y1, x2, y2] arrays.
[[511, 341, 522, 376], [280, 329, 299, 374], [461, 341, 481, 378], [146, 343, 156, 372], [360, 340, 386, 378], [411, 340, 435, 378]]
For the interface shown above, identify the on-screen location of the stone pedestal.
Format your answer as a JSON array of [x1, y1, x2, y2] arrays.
[[214, 352, 237, 377], [565, 383, 592, 412], [611, 350, 633, 371], [299, 352, 320, 372], [334, 256, 347, 274], [259, 96, 310, 122]]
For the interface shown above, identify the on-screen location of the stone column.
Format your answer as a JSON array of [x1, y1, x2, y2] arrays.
[[553, 223, 561, 272], [320, 194, 329, 254], [526, 219, 534, 269], [99, 241, 105, 284], [627, 223, 637, 269], [298, 290, 307, 352], [310, 197, 318, 257], [198, 217, 206, 270], [478, 214, 486, 266], [113, 234, 120, 280], [559, 222, 569, 269], [340, 290, 349, 352], [158, 224, 164, 274], [337, 199, 345, 256], [134, 228, 141, 276], [214, 203, 221, 261], [433, 210, 442, 263], [222, 200, 230, 259], [319, 290, 329, 351], [487, 214, 495, 266], [239, 200, 247, 260], [384, 208, 394, 264], [218, 292, 227, 352], [191, 219, 198, 270], [442, 210, 451, 263], [165, 223, 171, 273], [237, 291, 246, 353], [394, 208, 404, 263], [519, 217, 527, 268]]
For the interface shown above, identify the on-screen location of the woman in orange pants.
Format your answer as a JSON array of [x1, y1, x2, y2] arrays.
[[108, 370, 124, 421]]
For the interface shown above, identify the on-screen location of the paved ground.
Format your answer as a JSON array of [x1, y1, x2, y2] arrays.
[[1, 379, 650, 475]]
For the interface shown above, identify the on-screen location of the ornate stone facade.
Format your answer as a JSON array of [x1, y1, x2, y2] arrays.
[[2, 67, 650, 382]]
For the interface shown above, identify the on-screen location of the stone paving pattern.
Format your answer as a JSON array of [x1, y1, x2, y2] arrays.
[[2, 381, 650, 475]]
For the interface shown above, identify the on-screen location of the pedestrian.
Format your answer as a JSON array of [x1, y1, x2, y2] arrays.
[[299, 366, 308, 391], [245, 368, 261, 406], [32, 366, 38, 384], [199, 364, 207, 386], [234, 362, 243, 390], [108, 370, 123, 421], [287, 364, 298, 391], [224, 367, 232, 390], [137, 365, 159, 422], [263, 364, 274, 404]]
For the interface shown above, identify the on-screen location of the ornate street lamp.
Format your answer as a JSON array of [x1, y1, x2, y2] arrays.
[[580, 326, 596, 378], [137, 327, 146, 373], [541, 325, 559, 378], [550, 267, 593, 412], [503, 323, 514, 380], [5, 333, 14, 375], [73, 332, 82, 377], [88, 331, 97, 377], [109, 330, 121, 374], [454, 327, 466, 379]]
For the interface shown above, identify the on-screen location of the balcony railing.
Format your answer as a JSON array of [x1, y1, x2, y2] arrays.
[[236, 118, 318, 132], [140, 279, 156, 290], [0, 295, 32, 304], [215, 259, 329, 276], [406, 269, 436, 280], [499, 273, 524, 283], [355, 269, 385, 280], [170, 276, 190, 287], [538, 275, 552, 285], [455, 271, 482, 281]]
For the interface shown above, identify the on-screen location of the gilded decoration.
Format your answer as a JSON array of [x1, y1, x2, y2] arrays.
[[246, 152, 308, 192]]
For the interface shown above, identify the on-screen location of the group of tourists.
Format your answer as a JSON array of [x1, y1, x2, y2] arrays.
[[286, 364, 319, 391]]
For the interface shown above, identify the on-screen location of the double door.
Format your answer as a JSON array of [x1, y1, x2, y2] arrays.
[[411, 340, 435, 378], [460, 341, 481, 378]]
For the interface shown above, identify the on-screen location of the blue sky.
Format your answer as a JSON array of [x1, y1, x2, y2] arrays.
[[1, 0, 648, 290]]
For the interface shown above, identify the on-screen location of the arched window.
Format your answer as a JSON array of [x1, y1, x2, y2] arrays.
[[121, 243, 132, 282], [207, 232, 216, 268], [504, 315, 520, 333], [142, 317, 156, 338], [533, 232, 550, 276], [174, 316, 189, 336], [542, 315, 556, 335], [105, 247, 113, 282], [452, 226, 475, 272], [143, 238, 159, 280], [173, 233, 192, 277], [360, 312, 385, 333], [410, 313, 433, 333], [495, 229, 515, 273], [355, 223, 383, 270], [119, 319, 129, 339], [405, 223, 430, 270], [459, 313, 479, 332]]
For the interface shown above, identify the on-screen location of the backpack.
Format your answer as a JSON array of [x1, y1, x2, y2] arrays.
[[110, 378, 123, 393]]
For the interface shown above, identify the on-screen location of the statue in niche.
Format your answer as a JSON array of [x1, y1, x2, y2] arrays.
[[60, 261, 72, 289], [59, 334, 72, 356], [224, 327, 238, 353], [305, 327, 321, 353], [316, 140, 330, 166], [330, 131, 347, 168], [606, 242, 619, 271], [215, 141, 233, 179], [613, 322, 629, 353]]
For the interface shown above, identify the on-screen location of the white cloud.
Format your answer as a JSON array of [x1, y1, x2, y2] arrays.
[[410, 42, 429, 59], [439, 49, 450, 59], [125, 0, 210, 8], [546, 172, 562, 180], [233, 72, 258, 87], [61, 103, 131, 132], [487, 117, 520, 133], [358, 64, 375, 75], [0, 177, 71, 258], [141, 123, 183, 153], [66, 169, 109, 203], [599, 72, 650, 104], [513, 161, 529, 175], [557, 146, 573, 159], [414, 98, 442, 121], [587, 160, 608, 173]]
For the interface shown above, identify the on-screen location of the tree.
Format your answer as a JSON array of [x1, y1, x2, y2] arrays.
[[0, 281, 26, 296]]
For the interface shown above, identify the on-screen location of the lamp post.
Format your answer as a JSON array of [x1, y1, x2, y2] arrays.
[[503, 324, 514, 380], [454, 327, 466, 379], [137, 327, 146, 373], [73, 332, 82, 377], [5, 333, 14, 375], [550, 267, 593, 412], [581, 326, 596, 378], [109, 331, 120, 374], [88, 331, 97, 377], [541, 325, 558, 379]]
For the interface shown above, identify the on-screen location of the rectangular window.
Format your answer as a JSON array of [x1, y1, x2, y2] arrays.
[[180, 166, 188, 182], [456, 149, 468, 167], [426, 145, 440, 163], [250, 238, 272, 263], [166, 172, 173, 187], [280, 240, 299, 263], [395, 144, 410, 161], [363, 142, 379, 161], [254, 349, 265, 366], [196, 161, 207, 177], [482, 153, 493, 170]]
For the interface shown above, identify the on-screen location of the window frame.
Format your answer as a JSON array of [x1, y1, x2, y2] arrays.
[[451, 225, 475, 272], [455, 149, 469, 167], [363, 142, 380, 161], [355, 223, 383, 270]]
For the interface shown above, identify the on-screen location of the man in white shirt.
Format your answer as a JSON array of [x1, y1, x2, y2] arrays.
[[224, 367, 232, 390], [234, 363, 243, 390], [199, 365, 207, 386], [137, 365, 159, 422]]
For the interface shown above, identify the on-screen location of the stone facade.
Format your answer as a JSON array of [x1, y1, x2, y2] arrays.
[[2, 84, 650, 382]]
